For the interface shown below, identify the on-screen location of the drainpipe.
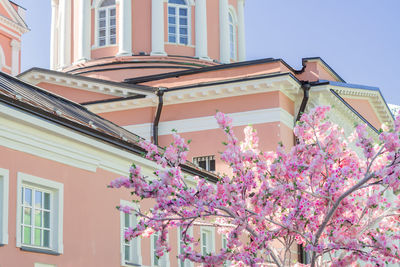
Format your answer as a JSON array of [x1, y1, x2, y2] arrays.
[[153, 88, 165, 145], [296, 82, 311, 122]]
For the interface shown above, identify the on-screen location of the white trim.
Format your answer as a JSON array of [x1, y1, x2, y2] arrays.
[[10, 39, 20, 75], [117, 0, 132, 56], [177, 226, 194, 267], [77, 0, 91, 62], [0, 44, 6, 69], [237, 0, 245, 61], [195, 0, 208, 59], [150, 232, 170, 267], [228, 6, 237, 61], [0, 24, 21, 39], [124, 107, 294, 137], [16, 172, 64, 253], [200, 226, 215, 255], [0, 168, 9, 245], [120, 200, 142, 266], [0, 102, 161, 175], [151, 0, 167, 56], [219, 0, 230, 63], [0, 0, 29, 34]]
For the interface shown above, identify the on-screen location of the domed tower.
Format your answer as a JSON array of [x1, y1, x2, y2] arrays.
[[50, 0, 246, 82]]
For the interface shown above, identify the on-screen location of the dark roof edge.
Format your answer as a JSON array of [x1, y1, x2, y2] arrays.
[[18, 67, 157, 93], [329, 89, 379, 134], [123, 57, 282, 84], [0, 90, 218, 183], [83, 72, 301, 106], [302, 57, 346, 83]]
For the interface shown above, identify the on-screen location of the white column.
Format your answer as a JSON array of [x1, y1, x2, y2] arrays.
[[50, 0, 58, 70], [195, 0, 208, 60], [237, 0, 246, 61], [151, 0, 166, 56], [58, 0, 71, 69], [219, 0, 229, 63], [77, 0, 91, 62], [10, 40, 20, 76], [117, 0, 132, 56]]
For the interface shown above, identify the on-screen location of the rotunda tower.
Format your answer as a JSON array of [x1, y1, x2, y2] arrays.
[[50, 0, 246, 82]]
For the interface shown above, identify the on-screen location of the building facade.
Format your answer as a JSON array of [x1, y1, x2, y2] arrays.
[[0, 0, 397, 266]]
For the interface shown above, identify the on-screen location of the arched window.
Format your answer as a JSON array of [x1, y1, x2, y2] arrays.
[[98, 0, 116, 47], [168, 0, 190, 45], [229, 11, 236, 60]]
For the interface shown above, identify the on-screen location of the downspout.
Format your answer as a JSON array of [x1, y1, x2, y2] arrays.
[[296, 82, 311, 122], [153, 88, 165, 145]]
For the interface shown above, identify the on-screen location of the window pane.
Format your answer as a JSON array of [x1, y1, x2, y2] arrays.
[[24, 207, 31, 225], [24, 188, 32, 206], [110, 18, 116, 26], [99, 10, 106, 18], [44, 211, 50, 228], [110, 27, 116, 35], [99, 39, 106, 46], [168, 7, 176, 15], [125, 245, 130, 261], [44, 193, 50, 210], [198, 160, 206, 170], [99, 19, 106, 28], [23, 226, 31, 244], [168, 16, 176, 24], [209, 159, 216, 172], [168, 26, 176, 34], [99, 29, 106, 37], [179, 18, 187, 25], [169, 36, 176, 43], [124, 213, 130, 227], [180, 37, 188, 45], [109, 8, 116, 17], [34, 228, 41, 246], [179, 8, 187, 16], [110, 37, 116, 45], [153, 234, 159, 266], [169, 0, 186, 4], [43, 230, 50, 248], [180, 27, 187, 35], [35, 191, 42, 208], [34, 210, 42, 227]]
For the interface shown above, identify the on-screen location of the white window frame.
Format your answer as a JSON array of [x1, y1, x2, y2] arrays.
[[228, 7, 237, 61], [193, 155, 215, 172], [200, 226, 215, 257], [120, 200, 142, 267], [93, 0, 117, 48], [177, 226, 194, 267], [167, 0, 191, 46], [150, 231, 170, 267], [16, 172, 64, 254], [0, 168, 9, 245], [221, 235, 230, 267]]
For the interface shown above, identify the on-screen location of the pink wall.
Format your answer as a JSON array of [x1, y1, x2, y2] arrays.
[[207, 0, 220, 61], [343, 97, 383, 129], [132, 0, 151, 55]]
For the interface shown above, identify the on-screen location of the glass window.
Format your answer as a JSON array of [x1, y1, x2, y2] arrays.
[[222, 236, 230, 267], [17, 172, 64, 253], [120, 200, 141, 266], [151, 231, 169, 267], [98, 0, 116, 47], [178, 227, 193, 267], [168, 0, 190, 45], [200, 228, 214, 257], [193, 156, 216, 172], [229, 12, 236, 60], [21, 187, 51, 248]]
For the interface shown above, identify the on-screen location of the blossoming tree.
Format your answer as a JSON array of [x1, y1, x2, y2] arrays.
[[110, 106, 400, 267]]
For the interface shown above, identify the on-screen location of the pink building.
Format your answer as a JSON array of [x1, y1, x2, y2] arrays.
[[0, 0, 396, 266]]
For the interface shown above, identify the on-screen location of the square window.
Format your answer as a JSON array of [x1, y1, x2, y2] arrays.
[[16, 173, 63, 254], [0, 168, 9, 245], [179, 18, 187, 25], [179, 37, 188, 45], [179, 8, 187, 16], [168, 36, 176, 43], [168, 7, 176, 15], [193, 156, 215, 172], [120, 200, 141, 266], [168, 16, 176, 24], [168, 26, 176, 34]]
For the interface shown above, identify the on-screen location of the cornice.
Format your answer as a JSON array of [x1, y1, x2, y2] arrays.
[[0, 14, 28, 34]]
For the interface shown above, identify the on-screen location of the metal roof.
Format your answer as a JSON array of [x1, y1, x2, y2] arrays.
[[0, 71, 218, 182]]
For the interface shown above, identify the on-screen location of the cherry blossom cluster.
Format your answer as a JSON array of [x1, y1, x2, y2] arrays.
[[110, 106, 400, 267]]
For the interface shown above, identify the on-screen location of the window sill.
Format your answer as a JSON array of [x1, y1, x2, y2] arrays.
[[123, 262, 141, 266], [20, 246, 61, 256], [165, 42, 195, 48], [91, 44, 118, 50]]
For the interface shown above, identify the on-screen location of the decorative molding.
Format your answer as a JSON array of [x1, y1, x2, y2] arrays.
[[0, 0, 29, 34], [19, 70, 152, 98], [124, 107, 294, 139], [87, 75, 301, 113]]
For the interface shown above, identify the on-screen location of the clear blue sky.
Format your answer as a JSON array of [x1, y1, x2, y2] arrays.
[[14, 0, 400, 104]]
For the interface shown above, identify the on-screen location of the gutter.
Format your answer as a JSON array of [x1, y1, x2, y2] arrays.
[[153, 88, 165, 145], [296, 82, 311, 122]]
